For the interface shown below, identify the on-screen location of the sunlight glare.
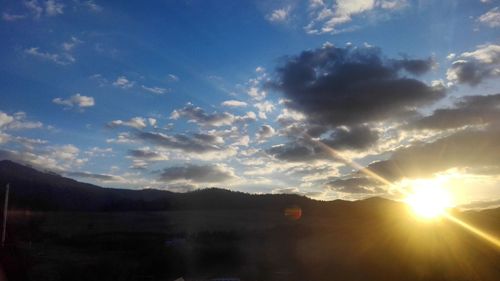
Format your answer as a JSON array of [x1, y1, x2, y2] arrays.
[[406, 180, 452, 219]]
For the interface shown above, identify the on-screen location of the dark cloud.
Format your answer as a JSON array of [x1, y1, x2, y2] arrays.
[[158, 164, 234, 183], [272, 45, 445, 127], [325, 177, 384, 194], [393, 57, 435, 76], [136, 132, 223, 153], [65, 171, 120, 181], [267, 125, 378, 162], [170, 103, 256, 127], [359, 129, 500, 181], [267, 141, 330, 162], [323, 126, 379, 150], [127, 149, 168, 161], [410, 93, 500, 130]]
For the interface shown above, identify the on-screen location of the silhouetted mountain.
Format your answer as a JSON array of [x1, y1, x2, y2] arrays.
[[0, 160, 394, 214]]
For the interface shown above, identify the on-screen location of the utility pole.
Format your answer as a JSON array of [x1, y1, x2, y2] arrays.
[[2, 183, 9, 248]]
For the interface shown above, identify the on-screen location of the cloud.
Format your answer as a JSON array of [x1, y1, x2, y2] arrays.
[[305, 0, 408, 34], [477, 7, 500, 28], [25, 47, 75, 65], [167, 74, 179, 82], [65, 171, 121, 182], [83, 0, 102, 12], [272, 45, 444, 128], [221, 100, 248, 107], [254, 101, 275, 119], [113, 76, 135, 89], [158, 164, 236, 183], [141, 85, 169, 95], [107, 117, 148, 129], [447, 44, 500, 86], [45, 0, 64, 16], [410, 93, 500, 130], [359, 129, 500, 182], [256, 125, 276, 142], [323, 125, 379, 150], [325, 177, 384, 194], [2, 12, 26, 21], [24, 0, 43, 19], [53, 94, 95, 110], [267, 6, 291, 22], [62, 37, 81, 51], [0, 111, 43, 131], [135, 131, 224, 153], [128, 148, 168, 161], [170, 103, 256, 127]]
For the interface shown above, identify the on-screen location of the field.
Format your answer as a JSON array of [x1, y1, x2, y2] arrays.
[[3, 203, 500, 281]]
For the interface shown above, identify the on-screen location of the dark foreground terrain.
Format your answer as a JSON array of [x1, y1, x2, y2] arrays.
[[1, 160, 500, 281]]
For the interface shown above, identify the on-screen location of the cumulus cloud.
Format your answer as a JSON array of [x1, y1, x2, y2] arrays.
[[221, 100, 248, 107], [267, 6, 291, 22], [53, 94, 95, 110], [256, 125, 276, 142], [254, 101, 275, 119], [0, 111, 43, 131], [158, 164, 236, 183], [272, 45, 444, 128], [447, 44, 500, 85], [305, 0, 408, 34], [107, 117, 148, 129], [477, 7, 500, 28], [113, 76, 135, 89]]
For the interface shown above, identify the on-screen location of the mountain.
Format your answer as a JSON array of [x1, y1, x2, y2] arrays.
[[0, 160, 397, 214]]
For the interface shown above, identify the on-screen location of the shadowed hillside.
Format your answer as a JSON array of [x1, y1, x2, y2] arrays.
[[1, 160, 500, 281]]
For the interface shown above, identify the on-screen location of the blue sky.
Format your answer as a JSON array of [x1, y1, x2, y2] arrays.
[[1, 0, 500, 207]]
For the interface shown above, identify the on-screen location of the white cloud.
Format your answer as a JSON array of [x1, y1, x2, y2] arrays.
[[167, 74, 179, 82], [24, 0, 43, 19], [113, 76, 135, 89], [2, 12, 26, 21], [221, 100, 248, 107], [305, 0, 408, 34], [247, 86, 266, 101], [83, 0, 102, 12], [460, 44, 500, 63], [141, 85, 168, 94], [53, 94, 95, 110], [446, 53, 456, 60], [107, 117, 148, 129], [257, 124, 276, 142], [62, 37, 81, 51], [267, 6, 291, 22], [45, 0, 64, 16], [254, 101, 275, 119], [478, 7, 500, 28], [25, 47, 75, 65]]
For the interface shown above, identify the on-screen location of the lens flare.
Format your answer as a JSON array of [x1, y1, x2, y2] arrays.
[[406, 184, 452, 219]]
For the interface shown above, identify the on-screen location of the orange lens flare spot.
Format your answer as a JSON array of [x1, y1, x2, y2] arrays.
[[284, 206, 302, 220]]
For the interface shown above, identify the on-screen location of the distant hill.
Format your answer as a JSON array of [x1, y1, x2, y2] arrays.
[[0, 160, 399, 214], [0, 160, 395, 214]]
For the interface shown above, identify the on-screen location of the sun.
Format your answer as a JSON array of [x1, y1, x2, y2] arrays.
[[405, 180, 452, 219]]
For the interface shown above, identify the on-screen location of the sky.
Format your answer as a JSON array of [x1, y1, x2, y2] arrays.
[[0, 0, 499, 208]]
